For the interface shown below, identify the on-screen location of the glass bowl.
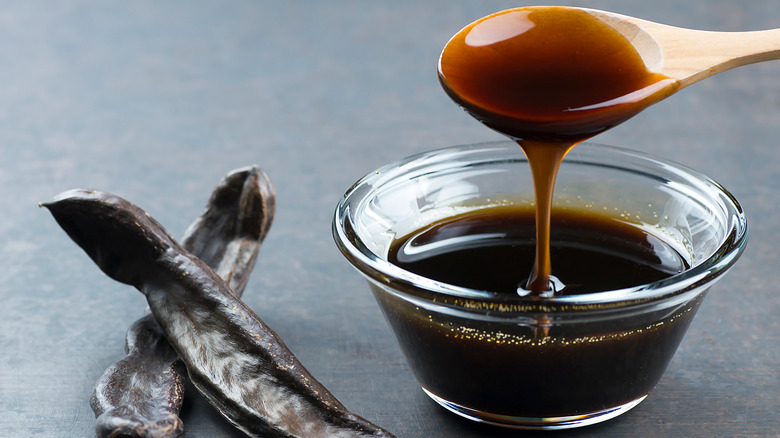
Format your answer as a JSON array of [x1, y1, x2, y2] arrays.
[[332, 141, 747, 430]]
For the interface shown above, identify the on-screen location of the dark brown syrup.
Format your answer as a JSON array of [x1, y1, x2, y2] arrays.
[[381, 206, 698, 417], [373, 280, 703, 418], [438, 7, 679, 293]]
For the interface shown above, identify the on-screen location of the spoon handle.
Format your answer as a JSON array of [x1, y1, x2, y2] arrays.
[[654, 26, 780, 87], [632, 19, 780, 87], [583, 9, 780, 88]]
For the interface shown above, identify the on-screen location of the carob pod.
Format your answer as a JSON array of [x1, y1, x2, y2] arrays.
[[89, 166, 275, 438], [43, 187, 395, 437]]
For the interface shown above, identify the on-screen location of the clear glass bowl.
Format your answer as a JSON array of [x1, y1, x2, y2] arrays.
[[332, 141, 747, 430]]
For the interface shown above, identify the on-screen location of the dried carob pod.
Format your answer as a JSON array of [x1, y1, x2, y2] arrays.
[[89, 166, 275, 438], [179, 166, 275, 295], [43, 184, 395, 437]]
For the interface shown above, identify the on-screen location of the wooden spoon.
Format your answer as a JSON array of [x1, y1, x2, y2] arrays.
[[437, 6, 779, 296], [582, 8, 780, 89]]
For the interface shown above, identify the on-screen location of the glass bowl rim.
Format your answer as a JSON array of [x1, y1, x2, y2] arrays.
[[333, 141, 748, 311]]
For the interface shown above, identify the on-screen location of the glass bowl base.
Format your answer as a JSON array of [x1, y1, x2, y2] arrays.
[[422, 387, 647, 430]]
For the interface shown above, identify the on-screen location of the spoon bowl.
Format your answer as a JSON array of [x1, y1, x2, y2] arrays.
[[438, 6, 780, 141]]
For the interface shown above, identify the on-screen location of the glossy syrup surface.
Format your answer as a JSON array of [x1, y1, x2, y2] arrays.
[[388, 206, 688, 296]]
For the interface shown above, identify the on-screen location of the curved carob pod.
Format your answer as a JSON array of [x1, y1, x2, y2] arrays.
[[179, 166, 275, 295], [88, 166, 275, 438], [43, 188, 395, 437]]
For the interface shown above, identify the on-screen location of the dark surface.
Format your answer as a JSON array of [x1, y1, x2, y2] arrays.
[[1, 1, 778, 437]]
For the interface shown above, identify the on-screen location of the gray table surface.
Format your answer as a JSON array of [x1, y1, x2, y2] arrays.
[[1, 1, 778, 437]]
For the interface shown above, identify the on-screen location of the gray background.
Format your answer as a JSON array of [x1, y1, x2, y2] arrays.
[[1, 1, 778, 437]]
